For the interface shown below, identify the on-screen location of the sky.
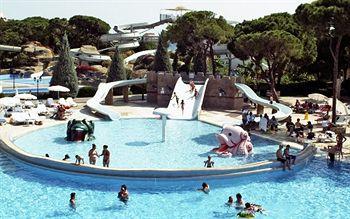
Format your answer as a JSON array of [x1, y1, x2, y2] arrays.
[[0, 0, 312, 33]]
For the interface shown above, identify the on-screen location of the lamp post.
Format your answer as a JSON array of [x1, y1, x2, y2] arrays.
[[10, 68, 17, 91], [33, 76, 42, 97]]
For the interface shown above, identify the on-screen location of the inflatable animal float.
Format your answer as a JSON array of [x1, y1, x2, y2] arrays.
[[212, 125, 253, 157], [66, 119, 95, 141]]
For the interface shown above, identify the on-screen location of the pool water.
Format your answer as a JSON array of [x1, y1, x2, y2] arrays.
[[0, 150, 349, 219], [14, 119, 281, 169]]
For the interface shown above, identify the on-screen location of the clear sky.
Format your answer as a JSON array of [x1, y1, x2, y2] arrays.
[[1, 0, 311, 32]]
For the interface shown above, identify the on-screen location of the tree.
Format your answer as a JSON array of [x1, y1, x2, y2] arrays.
[[153, 31, 172, 72], [68, 15, 110, 49], [295, 0, 350, 123], [45, 18, 69, 52], [107, 47, 126, 82], [167, 11, 234, 74], [50, 33, 78, 97], [228, 13, 317, 101]]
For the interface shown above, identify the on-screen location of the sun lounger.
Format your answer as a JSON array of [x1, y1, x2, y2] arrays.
[[36, 104, 48, 115], [317, 131, 336, 143], [24, 101, 35, 108], [10, 112, 31, 125], [58, 98, 69, 107], [66, 97, 78, 107], [28, 110, 45, 124], [46, 98, 55, 107]]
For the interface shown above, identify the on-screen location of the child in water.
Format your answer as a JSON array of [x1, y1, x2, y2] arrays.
[[197, 182, 210, 194], [204, 156, 214, 168], [118, 184, 129, 203], [75, 155, 84, 165], [69, 192, 76, 210]]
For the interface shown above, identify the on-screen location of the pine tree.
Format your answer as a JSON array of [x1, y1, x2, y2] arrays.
[[50, 33, 78, 97], [153, 31, 172, 72], [107, 47, 126, 82]]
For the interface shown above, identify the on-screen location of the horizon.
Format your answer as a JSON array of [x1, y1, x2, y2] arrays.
[[1, 0, 312, 33]]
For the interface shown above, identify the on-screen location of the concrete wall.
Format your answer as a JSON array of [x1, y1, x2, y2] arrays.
[[147, 71, 244, 110]]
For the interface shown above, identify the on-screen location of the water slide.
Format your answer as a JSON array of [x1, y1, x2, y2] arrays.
[[124, 50, 156, 64], [235, 83, 292, 121], [155, 77, 209, 120], [0, 45, 21, 52], [86, 78, 147, 120]]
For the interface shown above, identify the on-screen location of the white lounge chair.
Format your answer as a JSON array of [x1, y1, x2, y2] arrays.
[[10, 112, 31, 125], [36, 104, 48, 115], [24, 101, 35, 108], [58, 98, 69, 107], [335, 115, 349, 126], [46, 98, 55, 107], [66, 97, 78, 107], [28, 109, 45, 124]]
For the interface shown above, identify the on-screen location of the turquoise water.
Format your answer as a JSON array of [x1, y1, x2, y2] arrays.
[[0, 150, 349, 218], [14, 119, 280, 169]]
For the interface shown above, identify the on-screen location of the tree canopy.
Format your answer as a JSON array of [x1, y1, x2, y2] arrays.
[[166, 11, 234, 74], [0, 15, 110, 51], [153, 31, 172, 72], [228, 12, 317, 101], [50, 33, 79, 97], [295, 0, 350, 123], [107, 47, 126, 82]]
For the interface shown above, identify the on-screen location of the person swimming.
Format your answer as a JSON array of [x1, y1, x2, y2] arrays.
[[62, 154, 70, 161], [226, 196, 234, 206], [235, 193, 245, 209], [197, 182, 210, 194], [118, 184, 129, 203], [69, 192, 76, 210], [204, 156, 214, 168]]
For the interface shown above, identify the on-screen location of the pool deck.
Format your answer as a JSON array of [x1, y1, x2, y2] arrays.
[[0, 95, 344, 179]]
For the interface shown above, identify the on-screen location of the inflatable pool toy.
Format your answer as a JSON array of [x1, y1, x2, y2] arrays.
[[237, 211, 255, 218], [66, 119, 95, 141], [213, 125, 253, 157]]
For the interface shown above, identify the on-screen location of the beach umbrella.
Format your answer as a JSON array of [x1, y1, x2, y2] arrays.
[[0, 97, 21, 107], [14, 93, 37, 100], [308, 93, 328, 103], [48, 85, 70, 98]]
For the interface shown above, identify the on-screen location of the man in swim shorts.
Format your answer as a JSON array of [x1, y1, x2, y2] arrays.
[[204, 156, 214, 168], [88, 144, 99, 165], [100, 145, 110, 167], [276, 145, 289, 170]]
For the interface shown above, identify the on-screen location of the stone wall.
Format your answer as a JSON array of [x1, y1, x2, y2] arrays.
[[147, 71, 243, 110]]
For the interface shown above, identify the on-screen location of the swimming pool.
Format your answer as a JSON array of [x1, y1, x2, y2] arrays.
[[14, 119, 281, 169], [1, 74, 51, 93], [0, 149, 349, 218]]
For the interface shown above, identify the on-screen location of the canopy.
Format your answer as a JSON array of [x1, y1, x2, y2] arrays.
[[14, 93, 37, 100], [0, 97, 21, 107], [308, 93, 328, 103], [48, 85, 70, 92]]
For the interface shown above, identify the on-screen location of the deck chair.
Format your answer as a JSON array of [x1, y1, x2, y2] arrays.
[[10, 112, 31, 125], [24, 101, 35, 108], [66, 97, 78, 107], [46, 98, 55, 107], [36, 104, 48, 115]]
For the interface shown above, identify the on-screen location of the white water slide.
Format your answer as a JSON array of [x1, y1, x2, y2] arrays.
[[87, 78, 147, 120], [235, 83, 292, 121], [161, 77, 209, 120]]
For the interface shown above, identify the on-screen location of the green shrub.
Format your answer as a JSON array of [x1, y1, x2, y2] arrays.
[[77, 86, 97, 97]]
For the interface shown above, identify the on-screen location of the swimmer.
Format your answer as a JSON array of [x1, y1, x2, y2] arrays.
[[88, 144, 99, 165], [62, 154, 70, 161], [75, 155, 84, 165], [226, 196, 234, 206], [100, 145, 110, 167], [235, 193, 245, 209], [118, 184, 129, 203], [69, 192, 76, 210], [45, 154, 50, 158], [197, 182, 210, 194], [245, 202, 265, 214], [204, 156, 214, 168]]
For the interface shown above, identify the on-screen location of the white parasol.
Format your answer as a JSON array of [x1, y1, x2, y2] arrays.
[[308, 93, 328, 103], [14, 93, 37, 100], [48, 85, 70, 98]]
